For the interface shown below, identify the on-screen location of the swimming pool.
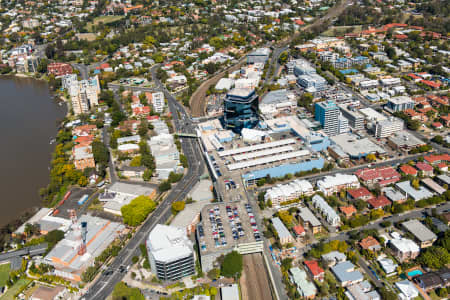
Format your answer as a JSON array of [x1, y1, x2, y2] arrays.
[[408, 270, 423, 277]]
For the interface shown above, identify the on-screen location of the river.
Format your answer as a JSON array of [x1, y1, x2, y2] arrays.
[[0, 76, 66, 226]]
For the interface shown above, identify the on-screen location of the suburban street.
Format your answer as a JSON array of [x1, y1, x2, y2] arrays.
[[81, 66, 205, 300]]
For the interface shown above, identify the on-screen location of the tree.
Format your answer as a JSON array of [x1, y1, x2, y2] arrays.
[[278, 51, 288, 64], [121, 196, 156, 226], [366, 153, 376, 162], [130, 156, 141, 167], [45, 230, 65, 248], [417, 246, 450, 269], [158, 180, 171, 192], [91, 140, 109, 165], [221, 251, 243, 279], [143, 169, 152, 181], [171, 201, 185, 215], [412, 179, 420, 190], [210, 287, 218, 296], [278, 210, 293, 227], [112, 282, 145, 300], [82, 266, 98, 282], [207, 268, 220, 280]]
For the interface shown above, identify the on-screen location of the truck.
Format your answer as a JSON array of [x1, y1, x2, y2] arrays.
[[78, 194, 89, 205]]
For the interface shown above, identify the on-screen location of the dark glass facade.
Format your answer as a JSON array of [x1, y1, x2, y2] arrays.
[[155, 254, 195, 281], [224, 89, 259, 133]]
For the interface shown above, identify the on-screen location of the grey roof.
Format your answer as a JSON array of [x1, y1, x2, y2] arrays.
[[421, 178, 446, 195], [312, 195, 340, 226], [331, 133, 386, 158], [271, 217, 293, 240], [331, 261, 364, 284], [261, 89, 288, 105], [298, 207, 321, 227], [437, 174, 450, 185], [395, 181, 433, 201], [388, 131, 425, 148], [382, 187, 406, 202], [402, 219, 437, 243]]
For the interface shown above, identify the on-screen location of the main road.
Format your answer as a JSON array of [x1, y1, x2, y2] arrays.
[[81, 66, 205, 300]]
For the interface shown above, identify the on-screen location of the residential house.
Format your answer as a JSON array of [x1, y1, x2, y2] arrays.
[[415, 162, 433, 176], [340, 205, 357, 219], [395, 280, 419, 300], [289, 267, 317, 299], [399, 165, 418, 177], [347, 187, 373, 201], [304, 260, 325, 282], [402, 219, 437, 248], [359, 236, 381, 252], [331, 261, 364, 287], [367, 196, 391, 209], [388, 237, 420, 262]]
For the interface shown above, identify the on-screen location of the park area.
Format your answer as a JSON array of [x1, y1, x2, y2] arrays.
[[0, 278, 31, 300], [86, 15, 125, 31], [0, 263, 10, 288]]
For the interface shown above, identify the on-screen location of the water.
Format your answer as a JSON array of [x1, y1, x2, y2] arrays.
[[0, 76, 66, 226]]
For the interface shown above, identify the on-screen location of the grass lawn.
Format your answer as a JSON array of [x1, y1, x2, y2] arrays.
[[0, 278, 31, 300], [86, 15, 125, 31], [0, 263, 10, 287]]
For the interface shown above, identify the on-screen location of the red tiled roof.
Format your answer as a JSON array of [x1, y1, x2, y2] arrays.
[[415, 162, 433, 172], [424, 154, 450, 164], [347, 187, 373, 199], [340, 205, 357, 217], [359, 236, 380, 250], [400, 165, 418, 175], [408, 73, 420, 80], [368, 196, 391, 209], [437, 162, 448, 169], [304, 260, 324, 276], [355, 167, 400, 182], [432, 122, 443, 128], [420, 80, 441, 89], [293, 225, 305, 235]]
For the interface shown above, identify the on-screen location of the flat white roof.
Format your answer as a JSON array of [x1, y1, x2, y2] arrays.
[[218, 138, 296, 157], [233, 145, 294, 162], [227, 150, 310, 171], [147, 224, 193, 263]]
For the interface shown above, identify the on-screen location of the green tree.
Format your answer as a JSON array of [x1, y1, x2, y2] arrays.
[[112, 282, 145, 300], [221, 251, 243, 279], [171, 201, 185, 215], [158, 180, 171, 192], [121, 196, 156, 226]]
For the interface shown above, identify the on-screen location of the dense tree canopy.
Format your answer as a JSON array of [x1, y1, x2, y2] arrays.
[[121, 196, 156, 226], [220, 251, 243, 279]]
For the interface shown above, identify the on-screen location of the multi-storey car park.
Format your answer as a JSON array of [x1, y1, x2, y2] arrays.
[[196, 202, 264, 273]]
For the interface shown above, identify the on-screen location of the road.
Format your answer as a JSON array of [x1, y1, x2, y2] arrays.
[[82, 66, 205, 300]]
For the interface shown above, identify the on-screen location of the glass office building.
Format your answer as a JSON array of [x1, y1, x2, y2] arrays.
[[224, 88, 259, 133]]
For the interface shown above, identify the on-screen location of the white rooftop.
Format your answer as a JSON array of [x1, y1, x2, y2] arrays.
[[147, 224, 193, 263]]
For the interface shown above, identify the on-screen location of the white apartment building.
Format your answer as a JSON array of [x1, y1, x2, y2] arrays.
[[316, 174, 360, 196], [375, 117, 404, 138], [151, 91, 165, 113], [264, 179, 314, 206]]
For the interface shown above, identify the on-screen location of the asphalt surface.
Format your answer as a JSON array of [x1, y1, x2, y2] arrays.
[[81, 66, 205, 300]]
